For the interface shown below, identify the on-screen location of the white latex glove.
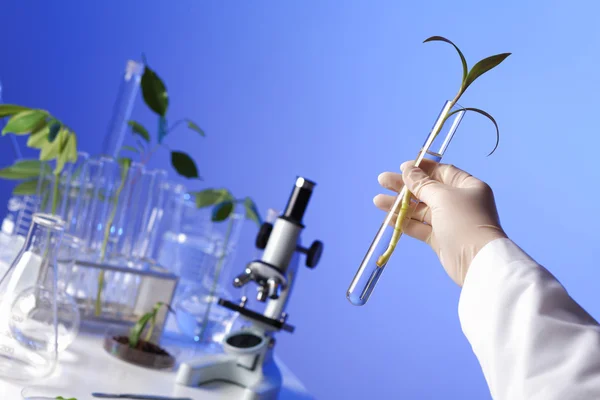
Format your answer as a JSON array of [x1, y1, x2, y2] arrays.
[[374, 159, 507, 286]]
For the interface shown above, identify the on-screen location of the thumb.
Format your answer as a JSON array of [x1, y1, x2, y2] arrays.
[[401, 164, 444, 205]]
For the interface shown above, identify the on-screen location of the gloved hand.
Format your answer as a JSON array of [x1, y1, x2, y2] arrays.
[[374, 159, 507, 286]]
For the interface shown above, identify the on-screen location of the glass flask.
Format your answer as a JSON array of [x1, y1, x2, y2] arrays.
[[0, 213, 65, 381], [54, 234, 81, 352], [347, 100, 466, 306]]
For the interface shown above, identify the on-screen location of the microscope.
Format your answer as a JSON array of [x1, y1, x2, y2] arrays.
[[176, 176, 323, 400]]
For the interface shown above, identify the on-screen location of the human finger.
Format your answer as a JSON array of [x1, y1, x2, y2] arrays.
[[374, 194, 431, 225], [402, 165, 445, 205], [402, 219, 432, 243], [400, 159, 480, 189], [377, 172, 404, 193], [410, 202, 431, 225]]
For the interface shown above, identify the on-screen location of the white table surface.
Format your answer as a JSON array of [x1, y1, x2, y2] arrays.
[[0, 332, 314, 400]]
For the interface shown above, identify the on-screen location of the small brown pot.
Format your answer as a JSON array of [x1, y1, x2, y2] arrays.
[[103, 334, 175, 370]]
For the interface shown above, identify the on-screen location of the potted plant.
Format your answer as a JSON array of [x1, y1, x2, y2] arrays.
[[103, 301, 176, 369]]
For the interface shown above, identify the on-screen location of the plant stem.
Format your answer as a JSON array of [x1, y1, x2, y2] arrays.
[[94, 162, 130, 316], [167, 119, 186, 133], [376, 94, 461, 267], [51, 173, 59, 215], [145, 315, 156, 342], [198, 216, 234, 342]]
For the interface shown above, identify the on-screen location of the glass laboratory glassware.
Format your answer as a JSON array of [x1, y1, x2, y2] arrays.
[[104, 161, 145, 264], [54, 234, 81, 352], [86, 156, 121, 262], [101, 60, 144, 158], [132, 169, 169, 265], [175, 211, 245, 344], [154, 182, 188, 274], [60, 152, 91, 237], [347, 100, 466, 306], [78, 157, 102, 255], [157, 188, 210, 277], [0, 213, 65, 381], [35, 152, 90, 229]]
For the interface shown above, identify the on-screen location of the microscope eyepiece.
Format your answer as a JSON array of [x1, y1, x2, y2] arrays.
[[283, 176, 316, 225]]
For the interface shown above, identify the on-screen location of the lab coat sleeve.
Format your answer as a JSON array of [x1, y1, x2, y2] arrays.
[[458, 238, 600, 400]]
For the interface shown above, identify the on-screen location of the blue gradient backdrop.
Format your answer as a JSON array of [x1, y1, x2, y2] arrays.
[[1, 1, 600, 399]]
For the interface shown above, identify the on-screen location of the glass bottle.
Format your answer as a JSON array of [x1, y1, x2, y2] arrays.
[[347, 101, 466, 306], [0, 213, 65, 381]]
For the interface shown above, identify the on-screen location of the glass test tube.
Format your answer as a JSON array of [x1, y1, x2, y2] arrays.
[[101, 60, 144, 159], [347, 100, 465, 306], [132, 169, 168, 263]]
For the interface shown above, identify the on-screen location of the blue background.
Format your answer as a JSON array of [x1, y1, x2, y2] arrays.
[[1, 1, 600, 399]]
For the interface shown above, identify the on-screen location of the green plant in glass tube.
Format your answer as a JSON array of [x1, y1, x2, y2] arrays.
[[95, 57, 206, 315], [0, 105, 79, 214], [376, 36, 511, 267], [120, 55, 205, 179]]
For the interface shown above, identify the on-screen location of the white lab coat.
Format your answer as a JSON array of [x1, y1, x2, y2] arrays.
[[458, 238, 600, 400]]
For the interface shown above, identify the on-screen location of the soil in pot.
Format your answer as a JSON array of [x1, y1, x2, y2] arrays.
[[113, 335, 170, 356]]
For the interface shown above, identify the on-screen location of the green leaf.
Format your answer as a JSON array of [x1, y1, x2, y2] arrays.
[[118, 157, 132, 181], [128, 120, 150, 143], [448, 107, 500, 156], [27, 124, 50, 149], [48, 121, 61, 142], [194, 188, 234, 208], [463, 53, 511, 91], [40, 128, 67, 161], [158, 116, 168, 143], [55, 131, 71, 175], [187, 119, 205, 136], [0, 159, 43, 180], [212, 200, 234, 222], [171, 151, 200, 179], [55, 397, 77, 400], [2, 110, 48, 135], [12, 179, 39, 195], [66, 132, 78, 163], [121, 145, 139, 154], [243, 197, 262, 226], [424, 36, 468, 86], [129, 302, 173, 347], [129, 312, 154, 348], [0, 104, 31, 118], [141, 65, 169, 117]]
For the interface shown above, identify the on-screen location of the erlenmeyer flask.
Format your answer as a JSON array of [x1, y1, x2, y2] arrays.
[[0, 213, 65, 381]]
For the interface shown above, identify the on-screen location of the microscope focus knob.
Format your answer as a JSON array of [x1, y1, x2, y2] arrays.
[[255, 222, 273, 249], [306, 240, 323, 268]]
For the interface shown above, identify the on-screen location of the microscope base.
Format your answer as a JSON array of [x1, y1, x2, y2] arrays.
[[176, 330, 283, 400]]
